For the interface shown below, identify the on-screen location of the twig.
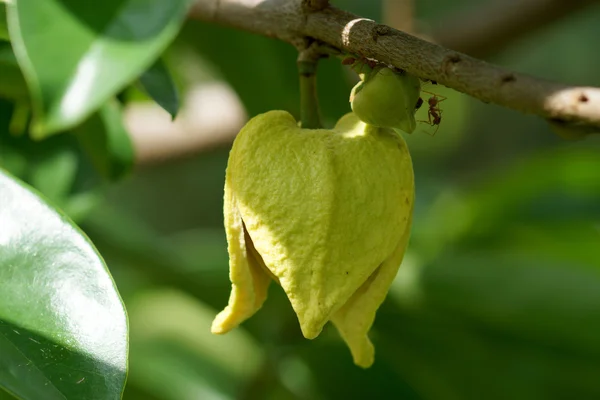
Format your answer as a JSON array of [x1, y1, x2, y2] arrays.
[[189, 0, 600, 133], [297, 40, 332, 129], [297, 62, 320, 129], [432, 0, 598, 59]]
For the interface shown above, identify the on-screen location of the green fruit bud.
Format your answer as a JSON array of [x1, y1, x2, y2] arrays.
[[351, 66, 421, 134]]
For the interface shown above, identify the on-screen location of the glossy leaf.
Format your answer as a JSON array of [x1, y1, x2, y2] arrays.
[[75, 99, 135, 181], [27, 140, 78, 205], [139, 58, 179, 119], [6, 0, 192, 137], [0, 169, 128, 400]]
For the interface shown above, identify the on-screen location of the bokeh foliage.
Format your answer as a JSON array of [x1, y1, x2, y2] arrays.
[[2, 0, 600, 399]]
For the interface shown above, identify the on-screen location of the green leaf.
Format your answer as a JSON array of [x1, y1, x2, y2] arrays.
[[75, 99, 135, 181], [139, 58, 179, 119], [0, 169, 128, 400], [27, 137, 78, 204], [6, 0, 192, 138], [0, 99, 106, 222]]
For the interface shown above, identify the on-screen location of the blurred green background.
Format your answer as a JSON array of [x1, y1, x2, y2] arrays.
[[2, 0, 600, 399]]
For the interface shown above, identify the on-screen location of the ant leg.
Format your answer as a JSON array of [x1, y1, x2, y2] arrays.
[[421, 90, 448, 102]]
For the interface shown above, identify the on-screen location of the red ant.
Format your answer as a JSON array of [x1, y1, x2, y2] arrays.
[[342, 56, 379, 71], [415, 90, 446, 136]]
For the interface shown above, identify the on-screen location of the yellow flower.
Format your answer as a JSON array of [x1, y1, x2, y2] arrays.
[[212, 110, 414, 368]]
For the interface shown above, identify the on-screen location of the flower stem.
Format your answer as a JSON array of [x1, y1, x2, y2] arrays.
[[297, 59, 322, 129]]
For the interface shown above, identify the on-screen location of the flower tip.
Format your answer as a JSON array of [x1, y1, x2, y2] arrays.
[[210, 325, 227, 335], [355, 356, 374, 369], [297, 312, 328, 340], [210, 309, 237, 335], [333, 319, 375, 368], [353, 345, 375, 369], [299, 323, 324, 340]]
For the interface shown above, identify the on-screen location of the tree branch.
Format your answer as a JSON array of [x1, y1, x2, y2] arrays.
[[432, 0, 598, 59], [189, 0, 600, 133], [303, 0, 329, 12]]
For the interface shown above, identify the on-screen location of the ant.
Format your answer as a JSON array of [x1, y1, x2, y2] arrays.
[[341, 56, 357, 65], [414, 97, 424, 111], [415, 90, 446, 136], [342, 56, 380, 73]]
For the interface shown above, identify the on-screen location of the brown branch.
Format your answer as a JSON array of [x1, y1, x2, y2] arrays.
[[303, 0, 329, 12], [132, 0, 597, 165], [432, 0, 598, 59], [188, 0, 600, 133]]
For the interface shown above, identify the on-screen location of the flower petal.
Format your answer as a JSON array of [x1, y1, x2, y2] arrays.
[[331, 213, 413, 368], [211, 178, 272, 334]]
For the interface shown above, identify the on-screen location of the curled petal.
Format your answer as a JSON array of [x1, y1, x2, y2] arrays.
[[211, 182, 272, 334], [331, 213, 413, 368]]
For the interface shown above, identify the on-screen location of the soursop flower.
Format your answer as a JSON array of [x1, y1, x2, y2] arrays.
[[212, 110, 414, 368]]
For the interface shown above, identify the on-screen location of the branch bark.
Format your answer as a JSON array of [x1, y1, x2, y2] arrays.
[[432, 0, 598, 59], [189, 0, 600, 133]]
